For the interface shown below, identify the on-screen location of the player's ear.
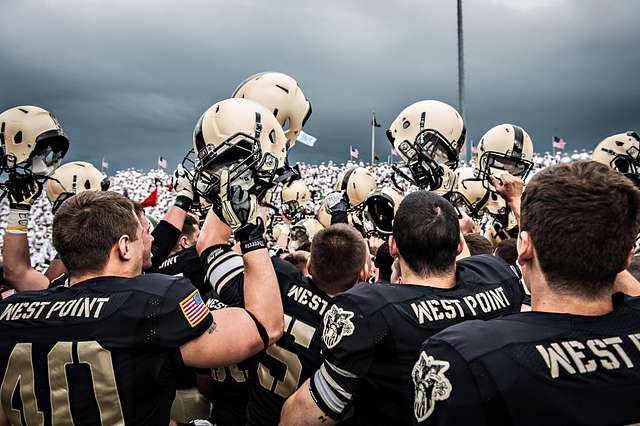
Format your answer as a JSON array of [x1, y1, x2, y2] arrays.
[[388, 236, 398, 258], [517, 231, 534, 265], [179, 235, 189, 249], [117, 234, 133, 261], [621, 249, 635, 272], [306, 258, 313, 277]]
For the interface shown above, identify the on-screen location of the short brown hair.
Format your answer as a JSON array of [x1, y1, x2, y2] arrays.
[[463, 233, 493, 256], [53, 191, 140, 276], [310, 224, 367, 294], [284, 250, 310, 275], [521, 161, 640, 297]]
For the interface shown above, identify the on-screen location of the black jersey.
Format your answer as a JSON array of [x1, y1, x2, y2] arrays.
[[149, 219, 182, 271], [310, 255, 526, 426], [0, 274, 212, 426], [202, 245, 326, 425], [202, 291, 250, 426], [155, 246, 210, 297], [413, 293, 640, 426]]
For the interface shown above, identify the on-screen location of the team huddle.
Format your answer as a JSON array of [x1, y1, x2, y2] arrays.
[[0, 72, 639, 426]]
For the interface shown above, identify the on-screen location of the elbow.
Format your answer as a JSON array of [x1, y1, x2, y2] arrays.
[[268, 316, 285, 346]]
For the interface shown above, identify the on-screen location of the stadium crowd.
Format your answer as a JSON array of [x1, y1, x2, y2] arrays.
[[0, 71, 639, 426]]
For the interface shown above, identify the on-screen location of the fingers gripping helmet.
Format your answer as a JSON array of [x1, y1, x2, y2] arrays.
[[335, 167, 377, 208], [386, 100, 465, 190], [288, 218, 324, 252], [475, 124, 534, 192], [192, 98, 287, 213], [317, 200, 332, 228], [484, 210, 519, 246], [362, 187, 404, 236], [592, 131, 640, 180], [233, 72, 312, 149], [46, 161, 110, 212], [442, 167, 489, 218], [281, 179, 311, 221], [0, 106, 69, 176]]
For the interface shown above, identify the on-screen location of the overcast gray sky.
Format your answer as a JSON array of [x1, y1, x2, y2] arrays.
[[1, 0, 638, 171]]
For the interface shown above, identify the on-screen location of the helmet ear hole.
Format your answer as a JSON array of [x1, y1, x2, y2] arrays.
[[616, 141, 625, 147], [84, 179, 91, 190], [282, 118, 290, 130], [14, 131, 22, 144]]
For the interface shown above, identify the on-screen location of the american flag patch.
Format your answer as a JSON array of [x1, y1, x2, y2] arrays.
[[179, 290, 210, 328]]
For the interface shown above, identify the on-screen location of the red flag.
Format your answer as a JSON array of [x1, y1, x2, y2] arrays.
[[140, 187, 158, 208]]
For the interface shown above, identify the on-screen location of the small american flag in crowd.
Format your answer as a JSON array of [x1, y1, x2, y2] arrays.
[[179, 290, 209, 327], [552, 136, 567, 150]]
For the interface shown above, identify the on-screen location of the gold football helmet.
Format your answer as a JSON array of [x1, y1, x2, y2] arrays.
[[46, 161, 109, 212], [592, 131, 640, 181], [387, 100, 465, 190], [191, 98, 287, 212], [475, 124, 534, 192], [0, 106, 69, 177], [233, 72, 312, 149]]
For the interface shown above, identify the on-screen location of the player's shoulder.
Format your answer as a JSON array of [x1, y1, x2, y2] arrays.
[[457, 254, 518, 283], [425, 313, 543, 362], [331, 282, 410, 316], [86, 274, 196, 302]]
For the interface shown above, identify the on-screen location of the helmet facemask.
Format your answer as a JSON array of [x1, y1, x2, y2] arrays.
[[388, 125, 465, 190], [476, 149, 533, 192], [288, 225, 310, 252]]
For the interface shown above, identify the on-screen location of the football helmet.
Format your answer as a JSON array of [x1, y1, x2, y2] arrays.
[[45, 161, 110, 212], [475, 124, 534, 192], [592, 131, 640, 180], [335, 166, 377, 208], [317, 200, 332, 228], [233, 72, 312, 149], [442, 167, 489, 218], [191, 98, 287, 214], [386, 100, 465, 190], [483, 210, 519, 246], [0, 106, 69, 177], [362, 187, 404, 236], [288, 218, 324, 252], [281, 179, 311, 221]]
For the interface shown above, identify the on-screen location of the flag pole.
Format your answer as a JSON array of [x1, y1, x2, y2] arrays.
[[371, 111, 376, 165]]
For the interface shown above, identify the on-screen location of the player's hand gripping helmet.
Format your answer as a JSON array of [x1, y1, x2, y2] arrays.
[[386, 100, 465, 190], [0, 106, 69, 178], [362, 187, 404, 236], [592, 131, 640, 184], [475, 124, 534, 192], [281, 179, 311, 222], [288, 218, 324, 252], [233, 72, 312, 149], [335, 167, 377, 208], [191, 98, 287, 215], [45, 161, 110, 212], [442, 167, 489, 219]]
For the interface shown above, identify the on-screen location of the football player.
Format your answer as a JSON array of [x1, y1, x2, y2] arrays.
[[0, 184, 283, 424], [412, 162, 640, 425], [281, 190, 528, 426], [201, 220, 369, 425]]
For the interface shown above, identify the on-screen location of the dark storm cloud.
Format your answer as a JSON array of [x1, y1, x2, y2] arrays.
[[1, 0, 639, 170]]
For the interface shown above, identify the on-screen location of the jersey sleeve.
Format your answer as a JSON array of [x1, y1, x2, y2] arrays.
[[459, 255, 528, 309], [151, 278, 213, 347], [148, 220, 182, 272], [200, 244, 245, 307], [412, 338, 486, 426], [311, 292, 387, 418]]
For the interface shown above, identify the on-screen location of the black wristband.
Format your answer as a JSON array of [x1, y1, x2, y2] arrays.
[[174, 195, 193, 212], [240, 237, 267, 254]]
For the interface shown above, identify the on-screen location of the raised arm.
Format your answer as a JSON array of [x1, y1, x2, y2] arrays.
[[182, 170, 284, 368], [2, 174, 49, 291]]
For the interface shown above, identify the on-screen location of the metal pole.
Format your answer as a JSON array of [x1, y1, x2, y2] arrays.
[[457, 0, 466, 162], [371, 112, 376, 165]]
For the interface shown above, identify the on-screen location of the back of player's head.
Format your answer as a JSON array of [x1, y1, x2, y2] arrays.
[[521, 161, 640, 297], [494, 238, 518, 266], [310, 224, 368, 294], [464, 233, 493, 256], [393, 191, 460, 276], [284, 250, 310, 275], [53, 191, 139, 276], [374, 241, 393, 282]]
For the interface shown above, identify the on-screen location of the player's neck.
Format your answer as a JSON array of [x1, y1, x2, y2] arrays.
[[399, 260, 456, 289], [531, 284, 614, 316], [69, 264, 141, 285]]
